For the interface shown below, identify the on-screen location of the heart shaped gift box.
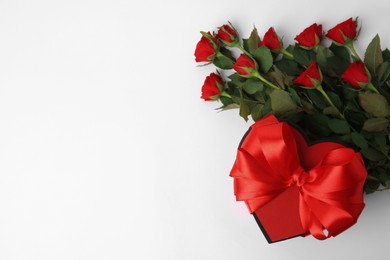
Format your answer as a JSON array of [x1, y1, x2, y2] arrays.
[[230, 115, 367, 243]]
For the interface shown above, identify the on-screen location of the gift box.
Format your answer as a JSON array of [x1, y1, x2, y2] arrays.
[[253, 185, 304, 243], [230, 115, 367, 243]]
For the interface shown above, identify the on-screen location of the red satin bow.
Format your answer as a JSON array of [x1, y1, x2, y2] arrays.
[[230, 115, 367, 240]]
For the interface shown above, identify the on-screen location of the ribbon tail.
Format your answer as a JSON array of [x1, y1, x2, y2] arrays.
[[299, 193, 328, 240]]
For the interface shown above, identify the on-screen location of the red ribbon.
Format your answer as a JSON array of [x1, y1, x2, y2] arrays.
[[230, 115, 367, 240]]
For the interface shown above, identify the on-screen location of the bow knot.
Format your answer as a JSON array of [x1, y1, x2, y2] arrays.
[[289, 168, 308, 187], [230, 115, 367, 240]]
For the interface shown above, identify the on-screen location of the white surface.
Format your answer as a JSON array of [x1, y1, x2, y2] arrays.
[[0, 0, 389, 259]]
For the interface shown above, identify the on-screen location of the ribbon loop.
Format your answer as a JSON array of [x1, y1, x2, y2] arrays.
[[230, 115, 367, 240]]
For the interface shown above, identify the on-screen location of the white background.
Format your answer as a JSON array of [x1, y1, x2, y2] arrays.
[[0, 0, 389, 259]]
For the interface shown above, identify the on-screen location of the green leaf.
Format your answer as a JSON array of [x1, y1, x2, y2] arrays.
[[288, 87, 302, 106], [286, 44, 295, 53], [383, 49, 390, 62], [326, 56, 350, 75], [220, 96, 234, 106], [343, 88, 359, 100], [374, 168, 390, 186], [317, 46, 334, 62], [253, 46, 273, 73], [302, 114, 332, 136], [374, 133, 387, 147], [228, 73, 246, 83], [380, 177, 390, 187], [239, 90, 250, 121], [220, 47, 235, 60], [328, 119, 350, 134], [327, 92, 342, 109], [261, 98, 272, 117], [344, 110, 366, 129], [284, 112, 304, 123], [361, 147, 386, 161], [364, 179, 380, 194], [242, 78, 264, 94], [351, 132, 368, 149], [362, 118, 389, 132], [361, 131, 374, 139], [268, 67, 285, 88], [293, 44, 316, 67], [218, 103, 240, 111], [329, 44, 350, 61], [364, 34, 383, 75], [274, 59, 302, 76], [228, 73, 245, 81], [347, 99, 363, 111], [323, 106, 340, 116], [242, 39, 249, 52], [247, 27, 261, 54], [228, 73, 246, 90], [316, 46, 334, 70], [269, 89, 298, 115], [213, 53, 234, 69], [252, 91, 266, 102], [338, 133, 352, 143], [251, 103, 264, 121], [307, 89, 327, 109], [377, 61, 390, 84], [301, 100, 315, 112], [359, 93, 390, 117]]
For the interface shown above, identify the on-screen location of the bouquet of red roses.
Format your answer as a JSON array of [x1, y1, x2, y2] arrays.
[[195, 18, 390, 194]]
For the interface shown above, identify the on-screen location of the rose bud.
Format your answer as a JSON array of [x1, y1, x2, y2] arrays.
[[233, 54, 257, 76], [293, 62, 322, 88], [294, 23, 323, 49], [294, 62, 338, 108], [341, 61, 369, 89], [194, 32, 218, 63], [201, 73, 223, 101], [217, 24, 239, 46], [260, 27, 281, 51], [326, 18, 358, 45]]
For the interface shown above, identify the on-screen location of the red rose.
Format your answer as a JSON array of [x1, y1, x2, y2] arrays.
[[294, 23, 323, 48], [341, 61, 369, 89], [293, 62, 322, 88], [260, 27, 281, 51], [326, 18, 358, 45], [194, 32, 217, 62], [201, 73, 223, 101], [233, 54, 257, 76], [217, 24, 238, 44]]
